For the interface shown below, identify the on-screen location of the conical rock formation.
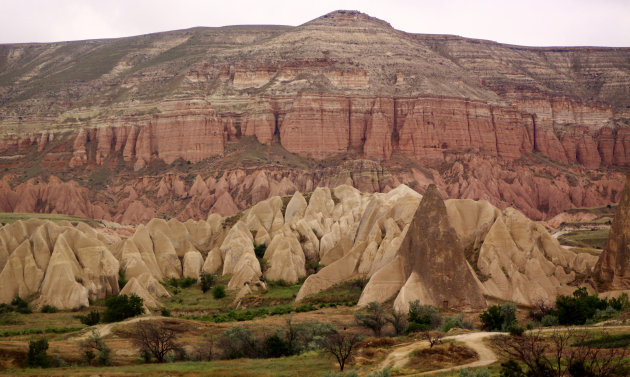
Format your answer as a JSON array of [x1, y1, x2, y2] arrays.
[[595, 174, 630, 289]]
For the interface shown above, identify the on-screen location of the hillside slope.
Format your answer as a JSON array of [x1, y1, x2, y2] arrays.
[[0, 10, 628, 221]]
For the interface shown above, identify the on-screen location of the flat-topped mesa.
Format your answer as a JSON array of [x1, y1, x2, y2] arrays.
[[595, 173, 630, 289], [306, 10, 393, 29]]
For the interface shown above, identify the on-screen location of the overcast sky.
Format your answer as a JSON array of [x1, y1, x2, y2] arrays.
[[1, 0, 629, 47]]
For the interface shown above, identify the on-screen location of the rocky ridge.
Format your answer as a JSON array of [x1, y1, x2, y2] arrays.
[[0, 184, 599, 310]]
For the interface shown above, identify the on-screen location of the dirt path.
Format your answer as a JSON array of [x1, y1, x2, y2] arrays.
[[71, 316, 161, 340], [379, 325, 630, 376], [379, 331, 505, 374]]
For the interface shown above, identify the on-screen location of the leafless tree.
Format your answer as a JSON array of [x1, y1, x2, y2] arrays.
[[386, 309, 408, 336], [528, 298, 555, 322], [130, 320, 181, 363], [423, 330, 443, 348], [319, 331, 362, 371], [494, 329, 628, 377]]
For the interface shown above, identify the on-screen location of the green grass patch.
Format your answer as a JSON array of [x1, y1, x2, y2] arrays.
[[6, 351, 332, 376], [301, 279, 365, 306], [557, 228, 610, 249], [0, 326, 84, 338], [573, 333, 630, 349]]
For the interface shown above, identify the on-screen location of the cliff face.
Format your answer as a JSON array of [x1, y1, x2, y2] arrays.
[[0, 10, 628, 222], [595, 174, 630, 289]]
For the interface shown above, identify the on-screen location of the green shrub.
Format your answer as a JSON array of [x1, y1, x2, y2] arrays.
[[219, 325, 260, 359], [440, 315, 473, 332], [407, 301, 441, 333], [355, 302, 387, 337], [77, 310, 101, 326], [591, 306, 618, 323], [80, 329, 111, 366], [26, 337, 50, 368], [11, 296, 32, 314], [254, 242, 267, 259], [200, 273, 215, 293], [459, 367, 490, 377], [270, 306, 293, 316], [508, 325, 525, 337], [118, 269, 127, 289], [212, 285, 226, 299], [295, 304, 315, 312], [264, 333, 290, 358], [160, 307, 171, 317], [267, 279, 292, 287], [608, 293, 630, 311], [555, 287, 607, 325], [103, 294, 144, 323], [40, 305, 57, 314], [366, 368, 391, 377], [179, 277, 197, 288], [480, 303, 517, 331], [499, 360, 524, 377], [541, 315, 559, 327]]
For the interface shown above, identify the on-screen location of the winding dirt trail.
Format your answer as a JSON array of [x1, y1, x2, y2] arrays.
[[379, 331, 505, 375], [379, 325, 630, 376]]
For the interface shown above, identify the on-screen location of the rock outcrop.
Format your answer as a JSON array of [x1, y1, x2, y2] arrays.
[[387, 185, 486, 311], [0, 183, 612, 310], [595, 174, 630, 289], [0, 219, 121, 309]]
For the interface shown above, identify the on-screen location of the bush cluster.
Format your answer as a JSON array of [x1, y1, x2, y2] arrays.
[[532, 289, 629, 327], [479, 302, 517, 331], [1, 297, 33, 314], [211, 285, 226, 299], [103, 294, 144, 323], [217, 320, 335, 359], [407, 301, 442, 333], [26, 338, 50, 368], [200, 273, 215, 293], [76, 310, 101, 326]]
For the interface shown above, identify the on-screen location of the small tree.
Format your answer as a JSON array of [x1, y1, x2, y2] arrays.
[[218, 325, 260, 359], [212, 285, 226, 299], [407, 301, 441, 332], [386, 309, 408, 336], [480, 302, 517, 331], [11, 296, 32, 314], [423, 330, 443, 348], [103, 294, 144, 323], [264, 332, 290, 358], [26, 337, 50, 368], [200, 273, 215, 293], [80, 329, 111, 366], [320, 331, 362, 371], [355, 302, 387, 337], [77, 310, 101, 326], [254, 242, 267, 259], [131, 320, 180, 363]]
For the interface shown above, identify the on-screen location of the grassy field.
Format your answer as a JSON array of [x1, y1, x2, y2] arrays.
[[0, 212, 103, 227], [557, 228, 610, 249], [2, 351, 335, 376]]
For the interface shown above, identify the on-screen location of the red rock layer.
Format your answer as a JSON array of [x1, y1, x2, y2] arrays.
[[2, 94, 627, 171], [67, 99, 225, 170]]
